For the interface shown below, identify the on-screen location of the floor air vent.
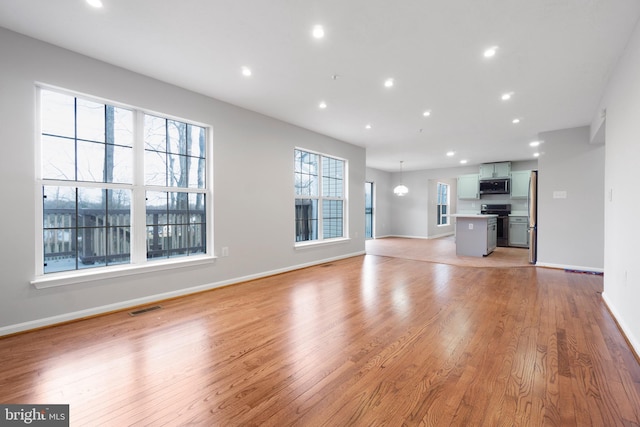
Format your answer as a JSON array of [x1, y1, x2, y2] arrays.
[[129, 305, 162, 316]]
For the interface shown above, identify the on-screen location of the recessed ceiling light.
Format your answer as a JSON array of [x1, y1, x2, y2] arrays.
[[529, 140, 540, 147], [312, 25, 325, 39], [318, 101, 327, 109], [384, 78, 394, 88], [241, 66, 252, 77], [365, 124, 372, 130], [86, 0, 103, 7], [501, 92, 513, 101], [484, 46, 498, 58], [446, 151, 455, 157], [533, 152, 540, 157], [460, 159, 468, 164], [512, 118, 521, 124], [423, 110, 431, 117]]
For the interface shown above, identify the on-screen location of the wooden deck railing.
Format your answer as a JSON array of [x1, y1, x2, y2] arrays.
[[43, 208, 205, 265]]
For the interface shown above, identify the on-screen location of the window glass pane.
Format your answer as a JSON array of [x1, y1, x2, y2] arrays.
[[168, 120, 187, 155], [168, 153, 189, 188], [295, 199, 318, 242], [169, 192, 189, 224], [188, 223, 205, 255], [110, 145, 133, 184], [43, 228, 76, 273], [146, 191, 168, 226], [107, 189, 131, 226], [77, 141, 105, 182], [146, 225, 165, 258], [144, 114, 166, 151], [112, 106, 133, 147], [107, 226, 130, 265], [322, 156, 344, 198], [323, 200, 343, 238], [189, 193, 206, 222], [44, 186, 76, 227], [145, 150, 167, 186], [78, 187, 106, 226], [42, 135, 76, 180], [167, 224, 189, 258], [41, 90, 75, 138], [188, 156, 206, 189], [188, 124, 206, 158], [76, 98, 105, 142], [78, 227, 106, 268]]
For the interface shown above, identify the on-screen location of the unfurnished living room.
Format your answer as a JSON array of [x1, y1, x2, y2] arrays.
[[1, 1, 640, 425]]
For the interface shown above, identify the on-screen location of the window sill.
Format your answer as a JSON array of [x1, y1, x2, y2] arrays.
[[31, 255, 217, 289], [295, 237, 351, 250]]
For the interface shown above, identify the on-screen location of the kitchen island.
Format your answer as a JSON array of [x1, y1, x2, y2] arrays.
[[451, 214, 498, 257]]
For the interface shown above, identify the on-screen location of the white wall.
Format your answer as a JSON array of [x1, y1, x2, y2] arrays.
[[593, 18, 640, 355], [536, 126, 605, 271], [0, 28, 366, 334]]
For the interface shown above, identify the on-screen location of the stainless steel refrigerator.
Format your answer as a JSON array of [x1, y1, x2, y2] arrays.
[[528, 170, 538, 264]]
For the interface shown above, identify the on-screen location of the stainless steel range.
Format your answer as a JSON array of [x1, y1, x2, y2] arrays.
[[481, 204, 511, 247]]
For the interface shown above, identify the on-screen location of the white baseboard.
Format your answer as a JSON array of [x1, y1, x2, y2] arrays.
[[601, 292, 640, 359], [535, 261, 604, 274], [0, 251, 365, 337]]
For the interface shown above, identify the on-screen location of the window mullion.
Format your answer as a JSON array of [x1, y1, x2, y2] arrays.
[[317, 158, 323, 240], [131, 110, 147, 264]]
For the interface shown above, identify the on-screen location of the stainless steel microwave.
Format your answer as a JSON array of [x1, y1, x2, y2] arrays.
[[479, 178, 510, 195]]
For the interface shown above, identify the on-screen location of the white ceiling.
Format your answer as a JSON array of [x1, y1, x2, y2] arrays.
[[1, 1, 639, 172]]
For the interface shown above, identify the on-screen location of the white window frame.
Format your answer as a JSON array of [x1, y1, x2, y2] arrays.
[[32, 85, 214, 288], [294, 148, 349, 248], [437, 181, 450, 226]]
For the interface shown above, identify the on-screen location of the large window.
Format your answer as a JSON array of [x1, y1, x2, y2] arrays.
[[38, 87, 210, 276], [294, 149, 346, 243], [437, 182, 449, 226]]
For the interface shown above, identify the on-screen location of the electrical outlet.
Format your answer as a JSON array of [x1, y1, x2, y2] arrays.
[[222, 247, 229, 257], [468, 223, 474, 230]]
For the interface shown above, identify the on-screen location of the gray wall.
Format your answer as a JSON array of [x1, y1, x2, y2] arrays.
[[387, 166, 477, 238], [536, 126, 605, 271], [593, 17, 640, 355], [426, 178, 457, 238], [0, 28, 366, 334]]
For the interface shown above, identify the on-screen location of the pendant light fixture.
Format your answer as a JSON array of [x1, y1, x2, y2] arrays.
[[393, 161, 409, 196]]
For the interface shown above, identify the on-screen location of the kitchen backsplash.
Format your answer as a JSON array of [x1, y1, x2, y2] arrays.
[[457, 193, 528, 215]]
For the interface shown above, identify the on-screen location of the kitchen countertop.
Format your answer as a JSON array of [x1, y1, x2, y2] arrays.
[[451, 214, 498, 218]]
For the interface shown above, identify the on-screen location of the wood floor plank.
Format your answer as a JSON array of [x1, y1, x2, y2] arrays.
[[1, 254, 639, 426]]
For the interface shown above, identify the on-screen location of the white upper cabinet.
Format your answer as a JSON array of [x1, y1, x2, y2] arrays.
[[510, 170, 530, 198], [479, 162, 511, 180], [457, 174, 479, 199]]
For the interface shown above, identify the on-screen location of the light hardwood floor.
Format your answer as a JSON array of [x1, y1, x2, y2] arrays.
[[1, 254, 639, 426]]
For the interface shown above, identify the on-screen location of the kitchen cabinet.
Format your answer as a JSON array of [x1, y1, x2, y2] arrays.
[[452, 214, 497, 256], [457, 174, 479, 199], [479, 162, 511, 180], [510, 170, 530, 198], [509, 216, 529, 247]]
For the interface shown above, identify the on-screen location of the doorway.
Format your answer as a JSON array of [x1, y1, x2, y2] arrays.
[[365, 182, 374, 239]]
